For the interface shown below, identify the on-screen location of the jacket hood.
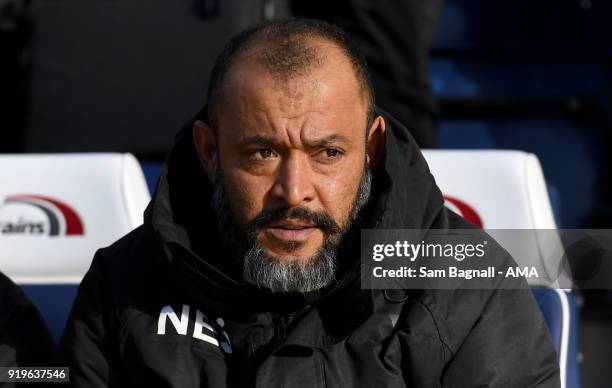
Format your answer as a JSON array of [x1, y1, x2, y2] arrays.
[[143, 107, 445, 315]]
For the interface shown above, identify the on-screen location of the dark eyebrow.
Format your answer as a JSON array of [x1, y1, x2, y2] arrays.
[[306, 134, 352, 148], [238, 135, 277, 147], [238, 133, 352, 148]]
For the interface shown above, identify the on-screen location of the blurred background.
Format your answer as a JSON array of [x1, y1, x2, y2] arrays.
[[1, 0, 611, 385]]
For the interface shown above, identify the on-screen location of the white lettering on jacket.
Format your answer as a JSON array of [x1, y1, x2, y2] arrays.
[[156, 304, 232, 353], [194, 309, 219, 346], [157, 305, 190, 335]]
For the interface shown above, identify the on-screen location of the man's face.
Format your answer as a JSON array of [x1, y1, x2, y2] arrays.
[[195, 42, 384, 291]]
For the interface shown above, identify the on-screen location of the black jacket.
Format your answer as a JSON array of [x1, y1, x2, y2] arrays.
[[0, 272, 55, 370], [59, 110, 560, 387]]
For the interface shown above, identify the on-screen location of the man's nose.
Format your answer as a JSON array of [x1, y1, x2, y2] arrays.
[[271, 153, 316, 208]]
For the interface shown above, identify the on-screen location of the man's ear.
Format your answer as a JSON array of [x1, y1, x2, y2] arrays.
[[192, 119, 218, 183], [366, 115, 386, 167]]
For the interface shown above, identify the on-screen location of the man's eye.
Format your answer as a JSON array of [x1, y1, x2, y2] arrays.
[[325, 148, 339, 158], [324, 148, 345, 159], [315, 148, 344, 164], [252, 148, 275, 159]]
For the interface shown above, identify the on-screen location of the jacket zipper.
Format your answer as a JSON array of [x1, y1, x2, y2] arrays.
[[273, 314, 291, 344]]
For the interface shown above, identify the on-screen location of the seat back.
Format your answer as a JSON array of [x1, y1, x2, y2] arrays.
[[0, 153, 151, 339], [422, 149, 579, 388], [423, 149, 570, 287]]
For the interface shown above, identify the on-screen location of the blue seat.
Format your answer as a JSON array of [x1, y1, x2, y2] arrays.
[[533, 288, 581, 388], [140, 161, 163, 194], [21, 285, 79, 341]]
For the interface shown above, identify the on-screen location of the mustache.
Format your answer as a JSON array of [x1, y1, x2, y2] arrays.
[[245, 207, 341, 238]]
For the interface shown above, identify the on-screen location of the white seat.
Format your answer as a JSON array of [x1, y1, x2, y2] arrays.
[[422, 149, 570, 288], [0, 153, 151, 284], [422, 149, 577, 388], [423, 149, 556, 229]]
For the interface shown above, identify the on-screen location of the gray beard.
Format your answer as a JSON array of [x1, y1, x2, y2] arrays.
[[210, 161, 372, 293]]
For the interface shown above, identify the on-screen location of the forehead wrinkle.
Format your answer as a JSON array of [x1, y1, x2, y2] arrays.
[[235, 109, 337, 151]]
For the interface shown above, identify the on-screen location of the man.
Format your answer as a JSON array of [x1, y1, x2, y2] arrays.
[[59, 19, 560, 387]]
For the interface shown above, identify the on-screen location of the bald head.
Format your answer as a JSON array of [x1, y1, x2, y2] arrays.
[[205, 18, 375, 129], [257, 36, 324, 80]]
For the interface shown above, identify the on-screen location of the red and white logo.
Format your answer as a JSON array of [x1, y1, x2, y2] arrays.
[[0, 194, 84, 236], [443, 195, 483, 228]]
